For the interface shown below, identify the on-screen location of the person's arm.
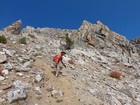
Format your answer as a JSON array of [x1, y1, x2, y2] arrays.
[[61, 59, 66, 68]]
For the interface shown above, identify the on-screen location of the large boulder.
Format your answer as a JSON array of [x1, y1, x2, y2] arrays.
[[7, 80, 29, 103]]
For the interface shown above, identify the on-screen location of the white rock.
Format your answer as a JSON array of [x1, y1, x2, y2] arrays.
[[3, 49, 15, 57], [89, 88, 99, 96], [51, 89, 59, 97], [0, 76, 5, 81], [0, 51, 7, 63], [36, 56, 43, 58], [16, 73, 24, 77], [2, 70, 9, 75], [35, 74, 43, 82], [59, 91, 64, 96], [34, 87, 42, 95], [23, 61, 31, 68]]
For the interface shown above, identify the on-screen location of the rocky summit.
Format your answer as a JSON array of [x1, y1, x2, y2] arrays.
[[0, 20, 140, 105]]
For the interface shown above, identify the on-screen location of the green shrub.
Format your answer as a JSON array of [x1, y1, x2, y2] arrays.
[[98, 28, 102, 34], [95, 28, 102, 34], [0, 35, 7, 44], [19, 37, 27, 44], [65, 33, 74, 50]]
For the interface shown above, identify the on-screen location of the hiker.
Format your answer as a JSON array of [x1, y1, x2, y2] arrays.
[[53, 51, 66, 77]]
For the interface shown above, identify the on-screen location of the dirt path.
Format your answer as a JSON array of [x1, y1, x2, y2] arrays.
[[32, 58, 81, 105]]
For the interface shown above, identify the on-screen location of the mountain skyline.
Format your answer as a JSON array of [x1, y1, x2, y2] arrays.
[[1, 0, 140, 40]]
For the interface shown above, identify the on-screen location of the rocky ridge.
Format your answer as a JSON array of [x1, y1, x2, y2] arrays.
[[0, 20, 140, 105]]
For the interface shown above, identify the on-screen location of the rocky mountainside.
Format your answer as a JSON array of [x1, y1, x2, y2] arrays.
[[0, 20, 140, 105], [130, 37, 140, 55]]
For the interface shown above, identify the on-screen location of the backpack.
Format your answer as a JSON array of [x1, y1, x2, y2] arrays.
[[53, 54, 62, 63]]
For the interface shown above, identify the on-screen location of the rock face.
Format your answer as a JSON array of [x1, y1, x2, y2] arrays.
[[3, 20, 22, 35], [130, 37, 140, 55], [78, 20, 140, 64], [79, 20, 135, 54], [0, 20, 140, 105]]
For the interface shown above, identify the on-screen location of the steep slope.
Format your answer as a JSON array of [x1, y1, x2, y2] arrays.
[[0, 20, 140, 105]]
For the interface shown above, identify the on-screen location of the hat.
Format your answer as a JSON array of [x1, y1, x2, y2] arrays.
[[61, 51, 66, 54]]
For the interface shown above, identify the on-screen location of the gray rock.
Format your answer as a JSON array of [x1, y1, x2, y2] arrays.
[[51, 88, 64, 97], [23, 61, 32, 68], [33, 87, 42, 95], [16, 73, 24, 77], [15, 65, 30, 72], [35, 74, 43, 82], [132, 92, 140, 102], [51, 89, 59, 97], [7, 80, 29, 103], [3, 49, 16, 57], [4, 62, 13, 70]]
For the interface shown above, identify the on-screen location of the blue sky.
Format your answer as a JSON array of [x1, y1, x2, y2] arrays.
[[0, 0, 140, 40]]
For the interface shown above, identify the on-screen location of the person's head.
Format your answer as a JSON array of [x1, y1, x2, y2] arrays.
[[61, 51, 66, 56]]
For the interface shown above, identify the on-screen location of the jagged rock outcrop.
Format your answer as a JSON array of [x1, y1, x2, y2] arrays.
[[79, 20, 129, 48], [3, 20, 22, 35], [78, 20, 139, 60]]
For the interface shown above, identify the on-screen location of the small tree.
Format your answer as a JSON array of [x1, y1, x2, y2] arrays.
[[65, 33, 74, 50], [0, 35, 7, 44], [19, 37, 27, 44]]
